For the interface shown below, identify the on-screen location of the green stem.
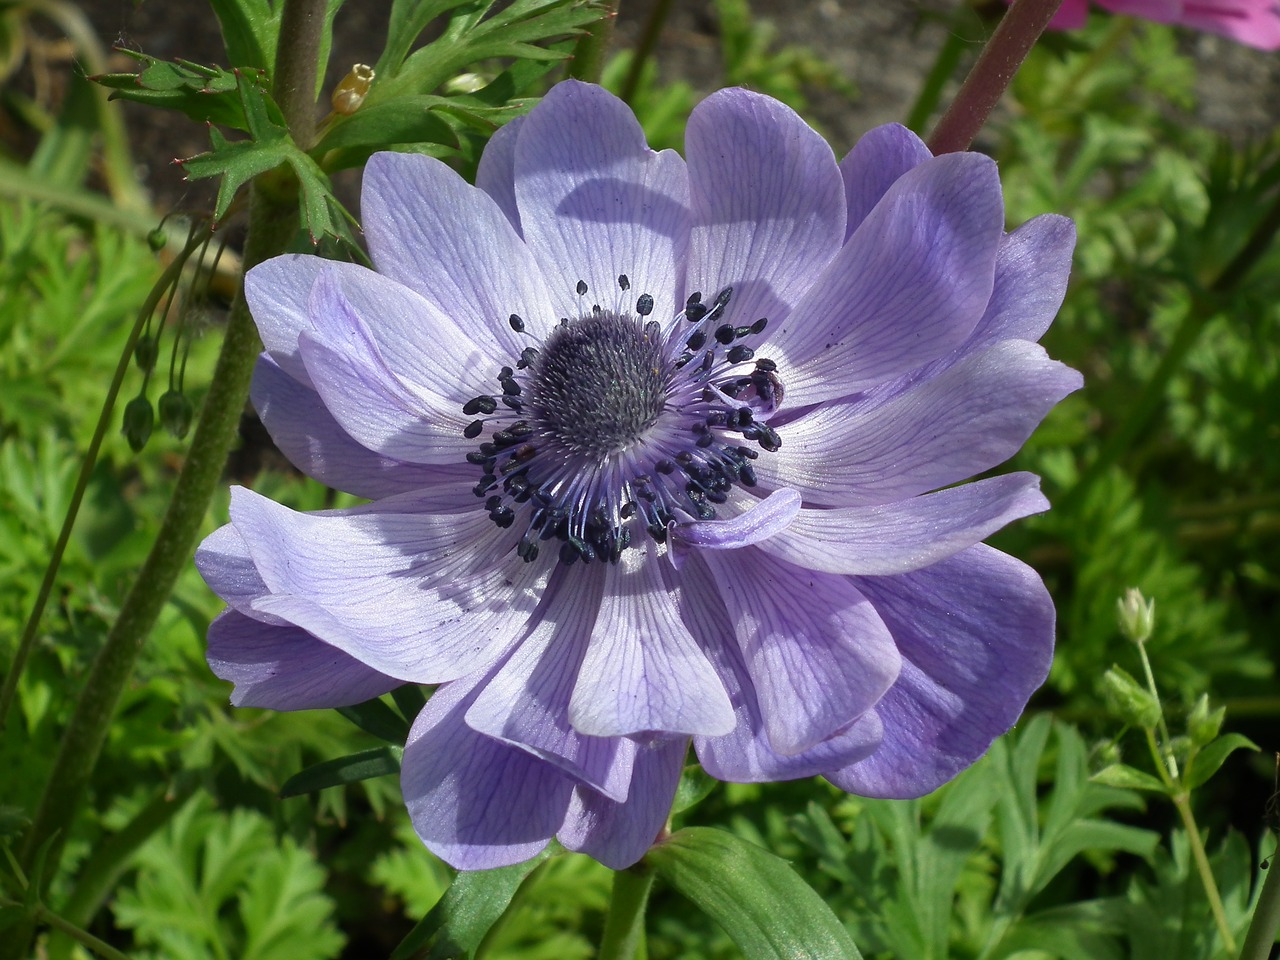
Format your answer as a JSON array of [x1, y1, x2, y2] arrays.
[[599, 865, 655, 960], [567, 0, 619, 83], [0, 230, 202, 733], [905, 19, 970, 135], [927, 0, 1065, 154], [1134, 641, 1178, 779], [619, 0, 674, 105], [1238, 837, 1280, 960], [0, 897, 130, 960], [1171, 792, 1237, 954]]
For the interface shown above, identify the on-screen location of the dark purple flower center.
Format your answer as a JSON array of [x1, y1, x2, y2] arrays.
[[462, 278, 784, 566]]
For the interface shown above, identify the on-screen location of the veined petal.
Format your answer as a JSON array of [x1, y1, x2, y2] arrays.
[[570, 543, 735, 738], [362, 151, 559, 346], [840, 123, 932, 238], [757, 340, 1083, 507], [670, 488, 801, 568], [476, 115, 526, 235], [700, 547, 900, 756], [559, 736, 687, 869], [778, 153, 1005, 406], [403, 672, 573, 869], [514, 80, 690, 318], [828, 544, 1054, 798], [465, 564, 638, 802], [207, 610, 398, 711], [686, 87, 845, 338], [759, 473, 1049, 575]]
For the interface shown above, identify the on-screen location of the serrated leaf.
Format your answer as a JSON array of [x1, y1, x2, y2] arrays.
[[95, 53, 246, 128], [279, 746, 402, 798], [1091, 763, 1170, 793], [390, 847, 554, 960], [1185, 732, 1259, 790], [647, 827, 863, 960]]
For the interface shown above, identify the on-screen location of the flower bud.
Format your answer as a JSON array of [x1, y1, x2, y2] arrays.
[[146, 227, 167, 251], [1116, 588, 1156, 644], [1100, 665, 1162, 729], [332, 64, 375, 116], [135, 335, 158, 372], [123, 395, 154, 452], [158, 390, 194, 439], [1187, 693, 1225, 747]]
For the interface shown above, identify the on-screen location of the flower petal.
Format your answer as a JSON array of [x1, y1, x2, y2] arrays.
[[362, 150, 558, 345], [570, 543, 735, 738], [465, 564, 638, 802], [670, 488, 800, 569], [700, 548, 900, 756], [476, 116, 526, 235], [685, 87, 845, 339], [969, 214, 1076, 347], [757, 340, 1084, 507], [839, 123, 931, 238], [559, 737, 687, 869], [513, 80, 689, 318], [403, 672, 573, 869], [759, 473, 1049, 575], [251, 354, 451, 500], [777, 152, 1005, 406], [207, 610, 398, 710], [827, 544, 1055, 798], [675, 555, 884, 782], [228, 486, 548, 682]]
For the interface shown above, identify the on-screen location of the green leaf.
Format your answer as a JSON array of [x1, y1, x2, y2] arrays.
[[279, 746, 402, 798], [1091, 763, 1170, 793], [337, 695, 413, 743], [313, 97, 460, 155], [1185, 732, 1259, 790], [210, 0, 280, 71], [390, 847, 554, 960], [647, 827, 863, 960], [671, 764, 718, 815], [95, 52, 246, 128]]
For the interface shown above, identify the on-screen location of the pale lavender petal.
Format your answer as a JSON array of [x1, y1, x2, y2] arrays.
[[196, 522, 272, 614], [362, 151, 558, 346], [513, 80, 689, 317], [476, 116, 526, 235], [403, 672, 573, 869], [251, 355, 448, 500], [465, 565, 638, 802], [759, 473, 1049, 576], [700, 548, 900, 756], [670, 488, 800, 568], [675, 555, 884, 781], [969, 215, 1076, 347], [559, 736, 686, 869], [207, 610, 398, 710], [757, 340, 1084, 507], [570, 544, 734, 738], [828, 544, 1054, 798], [229, 487, 548, 682], [777, 153, 1005, 407], [840, 123, 931, 238], [686, 87, 845, 340]]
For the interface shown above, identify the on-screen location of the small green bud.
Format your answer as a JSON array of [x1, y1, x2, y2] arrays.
[[1116, 588, 1156, 644], [1187, 694, 1225, 747], [1095, 739, 1123, 767], [146, 227, 167, 251], [135, 334, 158, 372], [158, 389, 194, 439], [1100, 665, 1162, 729], [123, 395, 154, 452]]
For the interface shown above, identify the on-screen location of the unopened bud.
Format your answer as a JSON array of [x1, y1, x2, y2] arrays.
[[123, 395, 154, 452], [135, 335, 158, 372], [158, 390, 194, 439], [1117, 588, 1156, 644], [147, 227, 167, 251], [1187, 694, 1225, 747], [332, 63, 375, 116], [1100, 665, 1162, 729]]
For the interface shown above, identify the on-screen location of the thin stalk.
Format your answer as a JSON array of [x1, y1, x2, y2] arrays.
[[1238, 837, 1280, 960], [1134, 641, 1178, 779], [0, 228, 204, 733], [0, 897, 130, 960], [928, 0, 1065, 154], [905, 19, 970, 135], [1171, 792, 1238, 953], [599, 865, 656, 960], [619, 0, 674, 105], [567, 0, 619, 83]]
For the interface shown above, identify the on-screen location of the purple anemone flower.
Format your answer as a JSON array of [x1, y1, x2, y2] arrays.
[[196, 80, 1082, 871]]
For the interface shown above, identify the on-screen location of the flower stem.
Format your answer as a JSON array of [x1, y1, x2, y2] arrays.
[[927, 0, 1064, 154], [1238, 837, 1280, 960], [619, 0, 674, 105], [599, 864, 656, 960], [1171, 791, 1238, 954], [0, 896, 130, 960], [568, 0, 619, 83]]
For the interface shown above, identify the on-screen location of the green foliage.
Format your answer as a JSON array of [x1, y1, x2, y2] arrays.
[[112, 797, 345, 960]]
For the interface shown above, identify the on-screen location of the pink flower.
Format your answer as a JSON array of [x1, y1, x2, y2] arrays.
[[1033, 0, 1280, 49]]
